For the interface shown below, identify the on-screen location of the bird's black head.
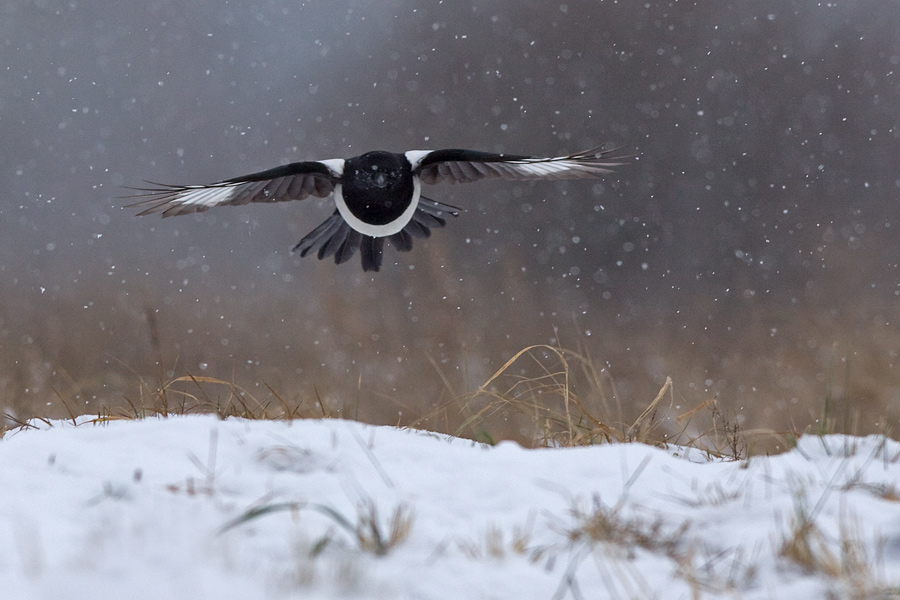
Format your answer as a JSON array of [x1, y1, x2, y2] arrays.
[[341, 151, 415, 226], [345, 151, 409, 190]]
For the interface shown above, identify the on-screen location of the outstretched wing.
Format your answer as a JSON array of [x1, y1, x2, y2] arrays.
[[410, 145, 627, 185], [126, 160, 342, 217]]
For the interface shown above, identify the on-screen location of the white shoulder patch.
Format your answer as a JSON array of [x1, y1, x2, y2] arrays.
[[404, 150, 433, 171], [318, 158, 345, 177]]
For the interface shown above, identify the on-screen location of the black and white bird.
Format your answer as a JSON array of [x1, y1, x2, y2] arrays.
[[129, 146, 625, 272]]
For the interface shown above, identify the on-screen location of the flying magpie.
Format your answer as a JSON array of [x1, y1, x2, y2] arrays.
[[129, 145, 625, 272]]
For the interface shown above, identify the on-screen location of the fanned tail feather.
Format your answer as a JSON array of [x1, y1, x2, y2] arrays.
[[291, 197, 459, 271]]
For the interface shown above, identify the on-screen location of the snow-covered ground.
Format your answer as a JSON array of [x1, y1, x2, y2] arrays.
[[1, 416, 899, 599]]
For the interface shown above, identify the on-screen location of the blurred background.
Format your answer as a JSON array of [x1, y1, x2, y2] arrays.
[[2, 0, 899, 445]]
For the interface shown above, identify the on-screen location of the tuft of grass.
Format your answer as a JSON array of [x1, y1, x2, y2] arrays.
[[314, 500, 414, 557], [112, 370, 335, 422], [435, 343, 674, 448], [456, 517, 540, 561], [566, 494, 688, 558], [411, 342, 764, 457], [220, 498, 414, 558], [779, 497, 837, 576], [778, 495, 899, 599]]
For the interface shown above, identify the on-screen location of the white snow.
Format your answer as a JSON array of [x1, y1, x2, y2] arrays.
[[2, 416, 899, 599]]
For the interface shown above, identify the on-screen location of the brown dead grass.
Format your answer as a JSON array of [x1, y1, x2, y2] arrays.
[[778, 498, 900, 600], [0, 339, 817, 457]]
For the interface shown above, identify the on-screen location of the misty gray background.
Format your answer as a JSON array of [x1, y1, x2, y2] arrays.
[[2, 0, 899, 438]]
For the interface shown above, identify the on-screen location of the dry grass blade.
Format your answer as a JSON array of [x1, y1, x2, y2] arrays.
[[453, 344, 676, 447], [567, 494, 688, 558], [462, 345, 601, 444], [132, 373, 300, 420], [776, 495, 900, 599], [314, 501, 414, 557], [219, 498, 413, 557], [626, 376, 673, 443], [219, 502, 304, 534]]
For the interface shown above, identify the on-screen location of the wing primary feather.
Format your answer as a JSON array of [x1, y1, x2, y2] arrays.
[[126, 161, 337, 217], [415, 145, 629, 185]]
